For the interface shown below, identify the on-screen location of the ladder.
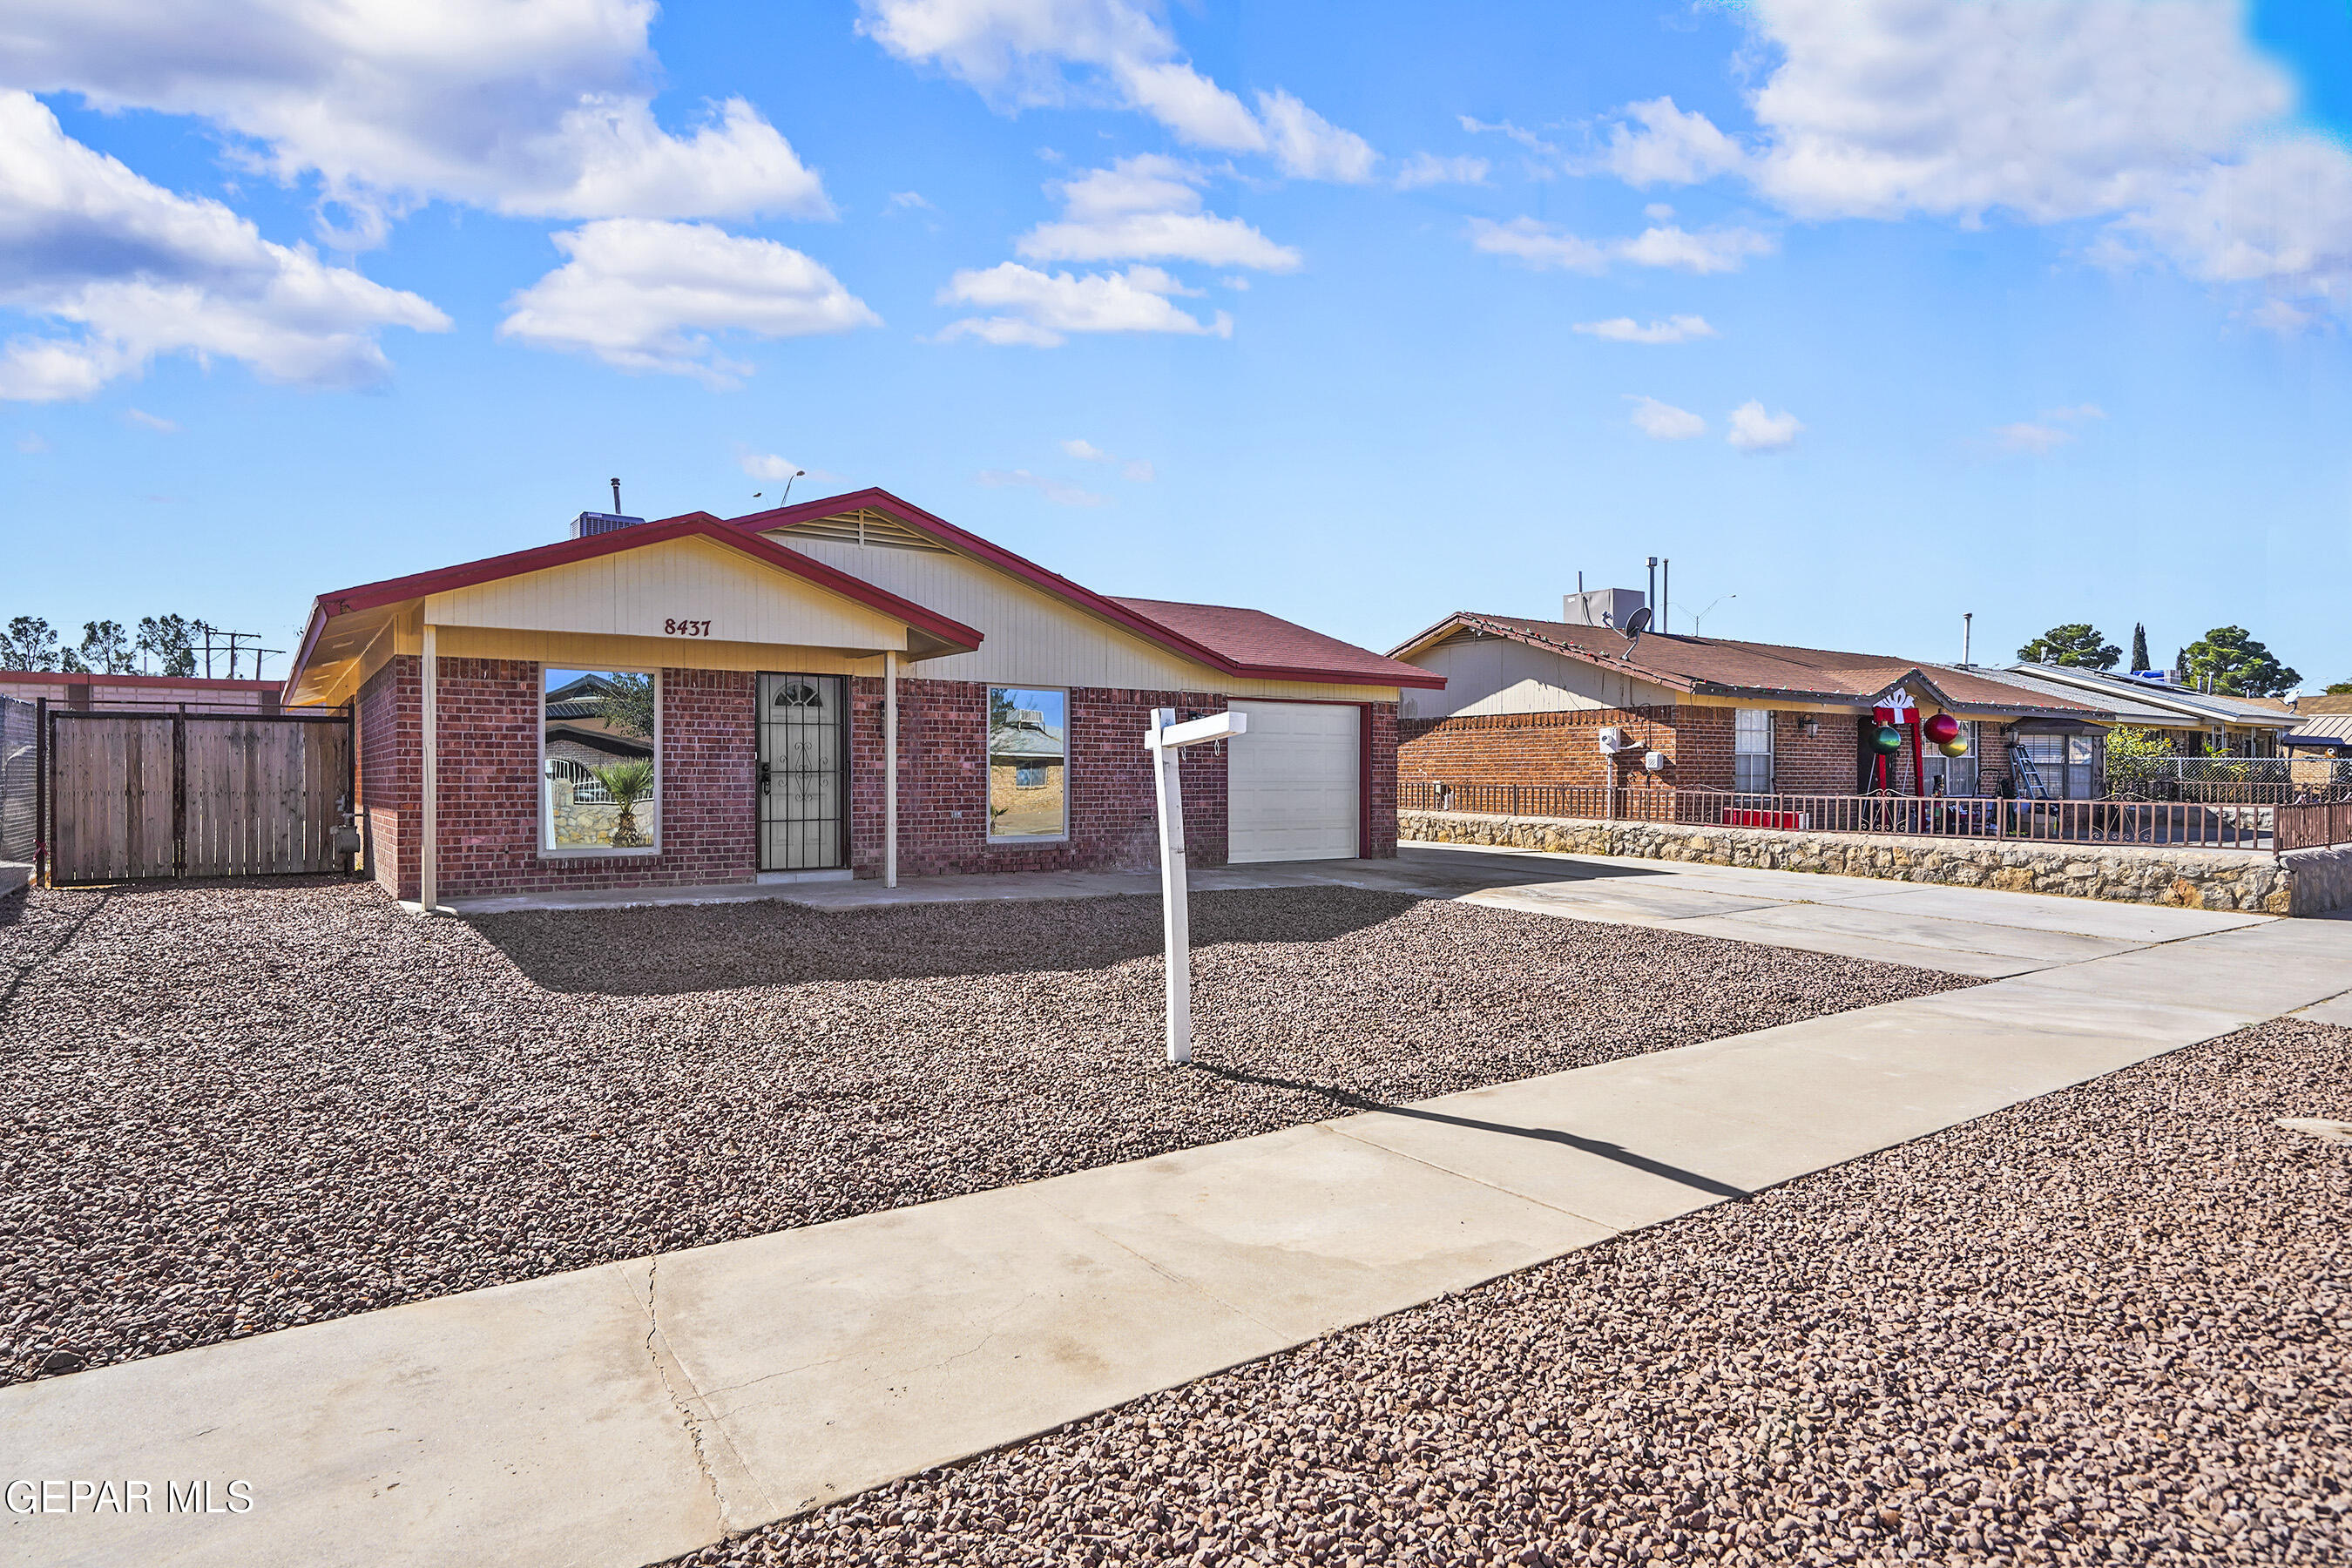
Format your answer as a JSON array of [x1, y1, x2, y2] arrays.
[[2009, 742, 2052, 801]]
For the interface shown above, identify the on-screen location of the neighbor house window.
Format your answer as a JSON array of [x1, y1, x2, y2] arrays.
[[1734, 707, 1774, 794], [543, 668, 659, 853], [988, 687, 1066, 841]]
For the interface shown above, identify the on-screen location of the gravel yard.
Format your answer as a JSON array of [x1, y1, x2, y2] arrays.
[[676, 1016, 2352, 1568], [0, 878, 1967, 1388]]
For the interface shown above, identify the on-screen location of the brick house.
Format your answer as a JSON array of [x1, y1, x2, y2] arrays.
[[1388, 604, 2115, 805], [282, 489, 1436, 904]]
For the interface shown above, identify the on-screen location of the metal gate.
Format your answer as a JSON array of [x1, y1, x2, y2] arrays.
[[44, 709, 353, 884], [756, 673, 847, 870]]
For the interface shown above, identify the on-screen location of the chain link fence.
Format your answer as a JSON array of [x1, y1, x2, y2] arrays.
[[2107, 754, 2352, 805], [1, 695, 35, 865]]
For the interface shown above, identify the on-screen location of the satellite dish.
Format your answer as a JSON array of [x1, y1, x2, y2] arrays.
[[1625, 605, 1653, 636]]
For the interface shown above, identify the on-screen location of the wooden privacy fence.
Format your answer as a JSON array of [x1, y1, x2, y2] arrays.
[[46, 709, 352, 884]]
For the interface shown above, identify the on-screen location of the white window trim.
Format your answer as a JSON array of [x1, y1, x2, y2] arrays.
[[539, 663, 664, 858], [986, 683, 1071, 846], [1734, 706, 1774, 794]]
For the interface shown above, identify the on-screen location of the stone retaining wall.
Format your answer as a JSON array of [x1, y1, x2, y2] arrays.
[[1401, 809, 2352, 916]]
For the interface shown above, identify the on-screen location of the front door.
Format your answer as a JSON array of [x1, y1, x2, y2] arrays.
[[757, 673, 847, 870]]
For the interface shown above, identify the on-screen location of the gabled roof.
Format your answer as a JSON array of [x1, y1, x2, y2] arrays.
[[2004, 663, 2296, 729], [1391, 612, 2110, 719], [287, 511, 986, 700], [737, 488, 1443, 690]]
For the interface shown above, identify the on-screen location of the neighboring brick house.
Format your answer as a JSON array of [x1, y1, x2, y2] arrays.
[[283, 489, 1436, 903], [1388, 605, 2116, 804]]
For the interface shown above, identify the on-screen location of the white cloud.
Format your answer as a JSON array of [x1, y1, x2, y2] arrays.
[[1594, 97, 1747, 186], [887, 191, 936, 212], [1994, 404, 2103, 452], [1256, 90, 1376, 183], [1727, 400, 1802, 451], [1460, 115, 1562, 158], [1574, 314, 1718, 344], [1468, 217, 1610, 272], [1591, 0, 2352, 321], [739, 451, 805, 481], [1992, 422, 2072, 454], [858, 1, 1375, 177], [0, 91, 448, 402], [15, 432, 51, 453], [1017, 155, 1301, 270], [1394, 152, 1489, 191], [977, 467, 1107, 505], [1470, 217, 1774, 274], [0, 1, 830, 240], [1625, 395, 1707, 440], [937, 261, 1230, 346], [497, 220, 880, 385], [1061, 436, 1153, 480], [1615, 224, 1776, 274], [124, 407, 177, 431]]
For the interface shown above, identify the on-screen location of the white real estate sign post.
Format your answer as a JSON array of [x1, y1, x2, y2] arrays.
[[1147, 706, 1247, 1065]]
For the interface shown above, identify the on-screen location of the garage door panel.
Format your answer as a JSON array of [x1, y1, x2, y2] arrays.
[[1228, 701, 1359, 863]]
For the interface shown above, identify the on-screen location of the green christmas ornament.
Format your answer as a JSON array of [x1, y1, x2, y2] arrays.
[[1871, 724, 1904, 754]]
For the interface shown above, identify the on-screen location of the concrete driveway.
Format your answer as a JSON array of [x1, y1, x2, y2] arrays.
[[740, 841, 2273, 980]]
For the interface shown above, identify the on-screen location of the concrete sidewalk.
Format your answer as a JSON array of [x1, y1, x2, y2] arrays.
[[9, 900, 2349, 1567]]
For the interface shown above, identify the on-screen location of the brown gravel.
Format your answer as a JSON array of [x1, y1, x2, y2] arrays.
[[672, 1016, 2352, 1568], [0, 877, 1967, 1389]]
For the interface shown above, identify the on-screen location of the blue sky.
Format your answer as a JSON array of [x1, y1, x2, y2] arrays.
[[4, 0, 2349, 686]]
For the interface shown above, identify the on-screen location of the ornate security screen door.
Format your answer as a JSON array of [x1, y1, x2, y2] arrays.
[[757, 673, 848, 870]]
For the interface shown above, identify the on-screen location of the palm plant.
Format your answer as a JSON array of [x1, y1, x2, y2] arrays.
[[588, 759, 656, 847]]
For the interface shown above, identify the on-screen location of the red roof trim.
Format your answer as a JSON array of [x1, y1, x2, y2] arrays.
[[288, 513, 984, 695], [733, 488, 1443, 689], [0, 670, 282, 692]]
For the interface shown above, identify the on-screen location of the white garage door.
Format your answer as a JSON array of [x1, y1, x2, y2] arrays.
[[1229, 701, 1360, 863]]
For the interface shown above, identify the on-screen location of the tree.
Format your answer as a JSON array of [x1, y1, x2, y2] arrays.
[[2017, 623, 2121, 669], [590, 672, 656, 739], [2327, 679, 2352, 695], [2, 616, 62, 671], [2180, 626, 2300, 698], [136, 615, 197, 677], [2129, 623, 2150, 672], [78, 619, 134, 673]]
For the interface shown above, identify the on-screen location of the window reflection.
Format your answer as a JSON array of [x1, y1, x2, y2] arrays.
[[988, 686, 1066, 840], [544, 668, 658, 850]]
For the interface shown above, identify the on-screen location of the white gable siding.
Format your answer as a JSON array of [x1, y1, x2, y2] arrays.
[[767, 531, 1396, 700], [424, 535, 909, 652], [1399, 633, 1676, 720]]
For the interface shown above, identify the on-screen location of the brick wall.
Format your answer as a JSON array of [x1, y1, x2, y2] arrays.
[[365, 664, 1396, 897], [1399, 706, 1680, 790], [1362, 702, 1400, 858], [848, 678, 1230, 877], [363, 658, 757, 899], [1400, 702, 1904, 800], [1773, 711, 1857, 794], [357, 656, 419, 899]]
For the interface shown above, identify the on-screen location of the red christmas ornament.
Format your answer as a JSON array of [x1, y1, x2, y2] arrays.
[[1923, 713, 1961, 747]]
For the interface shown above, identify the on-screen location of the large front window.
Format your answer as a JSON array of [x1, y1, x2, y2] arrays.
[[988, 686, 1066, 841], [543, 668, 659, 853]]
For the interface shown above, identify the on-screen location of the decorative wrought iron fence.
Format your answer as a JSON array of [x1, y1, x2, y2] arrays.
[[2277, 803, 2352, 852], [1400, 781, 2274, 851]]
